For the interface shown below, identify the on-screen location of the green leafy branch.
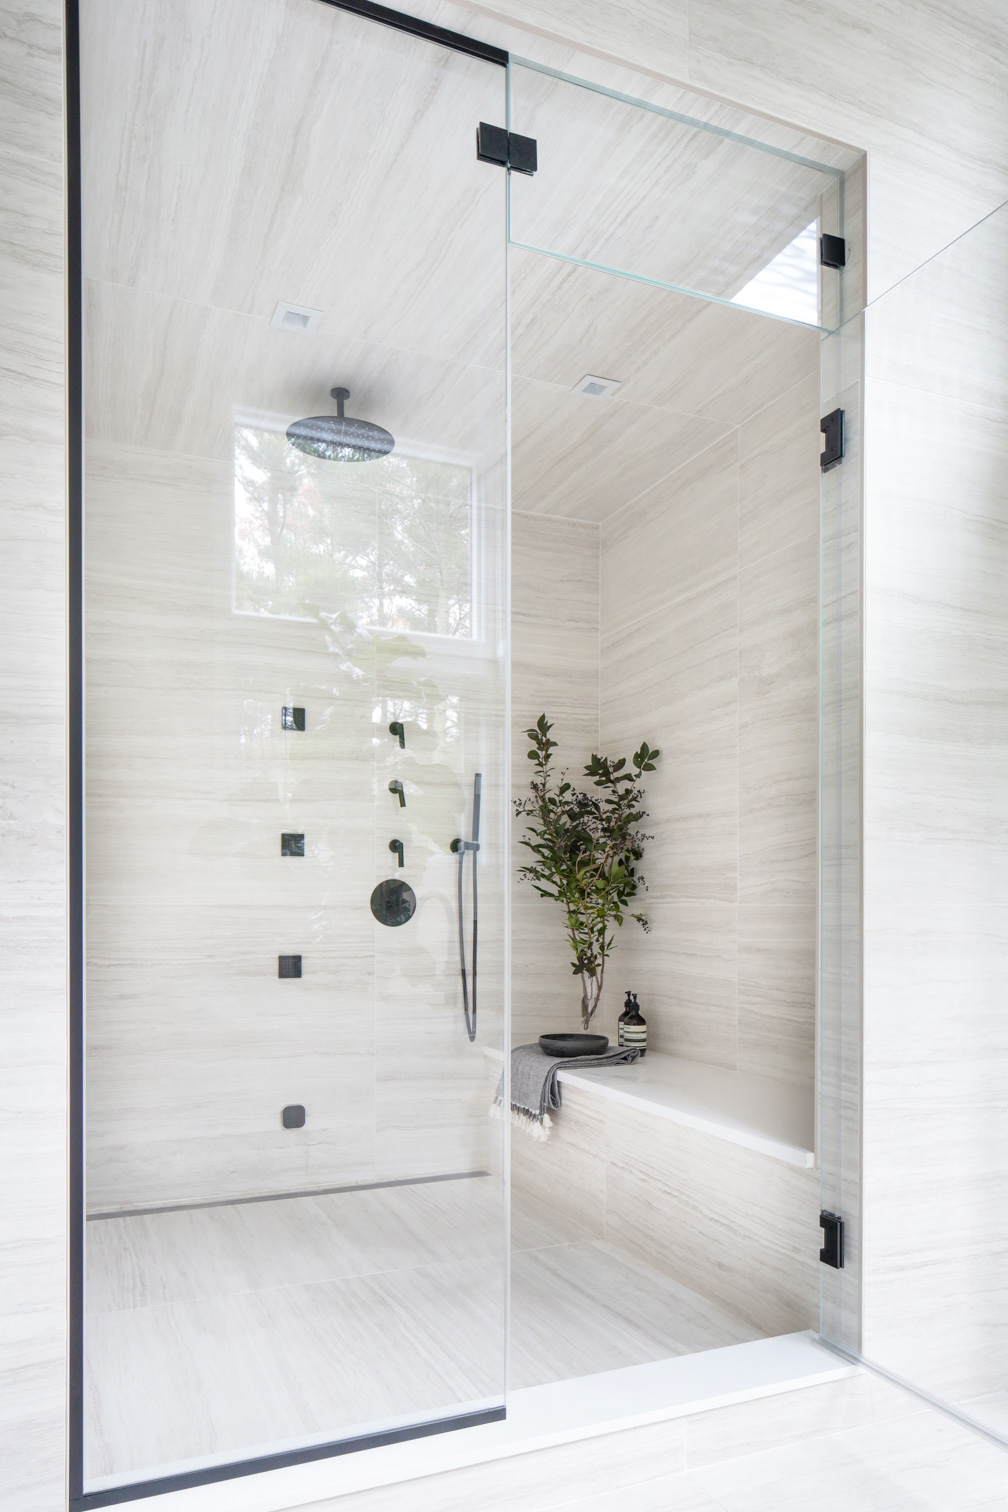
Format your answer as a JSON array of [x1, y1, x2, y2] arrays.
[[513, 714, 660, 1029]]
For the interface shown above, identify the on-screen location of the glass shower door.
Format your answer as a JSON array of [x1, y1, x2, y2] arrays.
[[77, 0, 508, 1500]]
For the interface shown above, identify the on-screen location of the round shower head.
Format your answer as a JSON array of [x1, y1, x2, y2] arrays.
[[286, 387, 394, 462]]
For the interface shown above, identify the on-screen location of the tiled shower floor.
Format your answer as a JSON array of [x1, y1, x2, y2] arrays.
[[84, 1174, 757, 1485]]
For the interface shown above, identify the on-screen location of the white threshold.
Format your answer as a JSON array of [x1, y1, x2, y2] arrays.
[[150, 1333, 852, 1512], [486, 1045, 815, 1168]]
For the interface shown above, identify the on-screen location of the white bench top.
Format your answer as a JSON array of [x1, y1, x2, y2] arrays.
[[487, 1046, 814, 1168]]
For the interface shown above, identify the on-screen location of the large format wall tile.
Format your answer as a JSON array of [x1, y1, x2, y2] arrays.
[[738, 373, 820, 567], [511, 512, 600, 1042], [601, 434, 738, 632], [602, 573, 739, 906], [737, 905, 816, 1088], [0, 10, 66, 1501], [861, 221, 1008, 1402], [687, 0, 1008, 303], [604, 1105, 819, 1336], [737, 531, 819, 907], [592, 900, 739, 1068]]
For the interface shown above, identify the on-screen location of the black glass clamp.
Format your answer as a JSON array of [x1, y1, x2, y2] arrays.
[[476, 121, 537, 175], [819, 1210, 844, 1269], [820, 408, 845, 472]]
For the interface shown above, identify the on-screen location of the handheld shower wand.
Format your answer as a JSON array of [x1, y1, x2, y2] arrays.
[[451, 773, 481, 1042]]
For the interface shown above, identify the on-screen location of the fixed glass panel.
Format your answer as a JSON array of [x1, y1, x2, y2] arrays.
[[508, 60, 847, 330], [819, 203, 1008, 1436], [79, 0, 508, 1495], [818, 310, 863, 1355]]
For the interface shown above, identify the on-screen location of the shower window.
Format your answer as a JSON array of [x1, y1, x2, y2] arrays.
[[234, 421, 475, 636]]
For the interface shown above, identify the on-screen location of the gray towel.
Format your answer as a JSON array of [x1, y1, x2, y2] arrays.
[[492, 1042, 641, 1141]]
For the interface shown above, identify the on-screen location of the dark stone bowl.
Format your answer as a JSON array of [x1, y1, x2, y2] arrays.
[[538, 1032, 609, 1058]]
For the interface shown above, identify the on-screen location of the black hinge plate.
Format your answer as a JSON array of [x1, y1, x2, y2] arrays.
[[820, 233, 847, 269], [820, 408, 845, 472], [820, 1210, 844, 1268], [476, 121, 537, 175]]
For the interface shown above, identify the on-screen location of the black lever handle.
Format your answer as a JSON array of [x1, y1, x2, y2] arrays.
[[388, 721, 405, 749], [389, 838, 404, 868], [389, 779, 406, 808]]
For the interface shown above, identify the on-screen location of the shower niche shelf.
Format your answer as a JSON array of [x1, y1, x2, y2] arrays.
[[487, 1047, 814, 1168]]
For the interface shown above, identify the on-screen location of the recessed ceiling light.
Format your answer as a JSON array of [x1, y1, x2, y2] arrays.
[[570, 374, 622, 399], [270, 301, 323, 335]]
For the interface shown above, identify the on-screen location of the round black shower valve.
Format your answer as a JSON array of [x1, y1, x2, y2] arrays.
[[370, 878, 417, 927]]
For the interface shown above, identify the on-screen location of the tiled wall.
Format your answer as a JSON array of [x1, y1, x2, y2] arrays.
[[508, 361, 822, 1343], [84, 440, 506, 1210], [464, 0, 1008, 305], [0, 2, 67, 1508], [860, 209, 1008, 1403], [508, 1081, 820, 1338], [510, 511, 599, 1044], [596, 361, 822, 1090], [4, 0, 1007, 1501]]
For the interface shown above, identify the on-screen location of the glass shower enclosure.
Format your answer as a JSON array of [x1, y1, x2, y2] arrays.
[[73, 0, 509, 1501]]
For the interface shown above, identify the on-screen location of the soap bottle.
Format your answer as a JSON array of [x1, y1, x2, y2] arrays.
[[620, 992, 647, 1055], [618, 991, 633, 1047]]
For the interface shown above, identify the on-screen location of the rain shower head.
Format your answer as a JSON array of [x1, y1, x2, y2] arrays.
[[286, 387, 394, 462]]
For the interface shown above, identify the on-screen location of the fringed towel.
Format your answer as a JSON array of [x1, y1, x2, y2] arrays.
[[492, 1042, 641, 1141]]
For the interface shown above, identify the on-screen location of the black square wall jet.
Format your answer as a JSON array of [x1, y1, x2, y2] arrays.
[[278, 955, 302, 978], [281, 833, 305, 857], [282, 706, 306, 731], [282, 1104, 306, 1129]]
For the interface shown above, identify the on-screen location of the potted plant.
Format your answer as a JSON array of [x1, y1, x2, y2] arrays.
[[513, 714, 660, 1030]]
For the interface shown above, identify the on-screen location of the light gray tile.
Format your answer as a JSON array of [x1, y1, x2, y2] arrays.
[[738, 373, 820, 568], [510, 1188, 597, 1254], [604, 1105, 820, 1336], [512, 374, 729, 522], [601, 433, 738, 634], [686, 1372, 875, 1466], [509, 1082, 607, 1238], [306, 1421, 697, 1512], [510, 1238, 756, 1389], [0, 6, 64, 165], [738, 532, 818, 906], [595, 901, 739, 1071], [0, 88, 67, 1512], [737, 905, 816, 1089], [691, 1408, 1008, 1512], [601, 575, 738, 904], [687, 0, 1008, 302]]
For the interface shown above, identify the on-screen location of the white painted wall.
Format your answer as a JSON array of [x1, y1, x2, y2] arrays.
[[3, 0, 1007, 1505]]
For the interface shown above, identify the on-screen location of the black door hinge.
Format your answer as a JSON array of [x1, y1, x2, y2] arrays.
[[820, 408, 845, 472], [820, 1210, 844, 1269], [820, 233, 847, 269], [476, 122, 537, 175]]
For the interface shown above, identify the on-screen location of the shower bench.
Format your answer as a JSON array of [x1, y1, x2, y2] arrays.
[[486, 1046, 814, 1168], [488, 1045, 819, 1339]]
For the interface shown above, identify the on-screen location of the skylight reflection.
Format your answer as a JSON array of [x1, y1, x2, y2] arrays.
[[731, 220, 820, 326]]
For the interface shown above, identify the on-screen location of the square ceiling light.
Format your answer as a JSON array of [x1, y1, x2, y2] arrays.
[[270, 301, 323, 335], [570, 374, 622, 399]]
